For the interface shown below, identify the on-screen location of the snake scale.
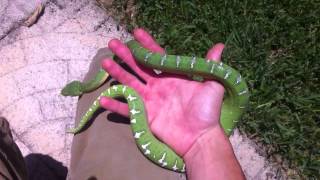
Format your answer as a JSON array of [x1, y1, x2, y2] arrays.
[[61, 40, 250, 173]]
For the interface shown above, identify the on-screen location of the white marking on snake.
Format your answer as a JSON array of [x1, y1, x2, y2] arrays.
[[144, 149, 151, 155], [227, 128, 232, 132], [158, 152, 167, 167], [130, 109, 140, 115], [210, 63, 215, 73], [158, 153, 166, 163], [172, 160, 178, 171], [122, 86, 127, 93], [238, 89, 248, 95], [162, 162, 168, 167], [144, 52, 152, 62], [235, 75, 242, 85], [239, 106, 246, 109], [190, 56, 196, 69], [107, 89, 111, 95], [134, 131, 145, 139], [127, 94, 137, 101], [141, 142, 151, 149], [160, 54, 167, 66], [153, 69, 162, 74], [224, 69, 232, 79], [130, 118, 136, 124], [218, 62, 224, 70], [182, 164, 186, 172], [112, 86, 118, 91], [176, 56, 181, 68]]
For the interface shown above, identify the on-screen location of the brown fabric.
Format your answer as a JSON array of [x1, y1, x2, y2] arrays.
[[0, 159, 12, 180], [0, 117, 28, 180], [68, 48, 186, 180]]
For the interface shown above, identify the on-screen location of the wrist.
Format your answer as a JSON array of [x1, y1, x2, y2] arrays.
[[183, 126, 245, 180], [183, 125, 227, 161]]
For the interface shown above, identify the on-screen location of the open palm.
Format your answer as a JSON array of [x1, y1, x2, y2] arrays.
[[100, 28, 225, 156]]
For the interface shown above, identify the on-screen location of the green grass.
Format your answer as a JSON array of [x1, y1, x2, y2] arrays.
[[114, 0, 320, 178]]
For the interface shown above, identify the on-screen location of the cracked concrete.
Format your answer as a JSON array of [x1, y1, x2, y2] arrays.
[[0, 0, 130, 169], [0, 0, 281, 179], [0, 0, 49, 40]]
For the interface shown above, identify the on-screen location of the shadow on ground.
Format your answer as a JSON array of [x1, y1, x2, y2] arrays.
[[25, 153, 67, 180]]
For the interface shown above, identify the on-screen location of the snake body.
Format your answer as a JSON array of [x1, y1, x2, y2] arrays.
[[63, 40, 249, 173]]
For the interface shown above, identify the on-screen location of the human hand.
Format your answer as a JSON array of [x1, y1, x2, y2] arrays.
[[99, 28, 225, 156]]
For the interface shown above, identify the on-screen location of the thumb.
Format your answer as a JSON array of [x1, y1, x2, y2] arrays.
[[205, 43, 225, 94]]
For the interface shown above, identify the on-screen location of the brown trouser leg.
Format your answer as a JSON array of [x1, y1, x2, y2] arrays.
[[68, 48, 186, 180], [0, 117, 28, 180]]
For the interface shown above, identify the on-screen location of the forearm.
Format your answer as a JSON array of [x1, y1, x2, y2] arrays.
[[183, 126, 245, 180]]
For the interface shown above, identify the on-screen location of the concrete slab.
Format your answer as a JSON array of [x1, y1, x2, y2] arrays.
[[0, 0, 130, 168]]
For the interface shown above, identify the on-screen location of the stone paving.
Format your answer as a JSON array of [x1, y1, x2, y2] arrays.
[[0, 0, 280, 179]]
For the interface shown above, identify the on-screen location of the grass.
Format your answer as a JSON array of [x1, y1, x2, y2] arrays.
[[109, 0, 320, 178]]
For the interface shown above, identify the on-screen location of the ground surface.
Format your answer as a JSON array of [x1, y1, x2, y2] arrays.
[[0, 0, 280, 179], [131, 1, 319, 178]]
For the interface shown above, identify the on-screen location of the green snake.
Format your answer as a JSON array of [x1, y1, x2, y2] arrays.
[[61, 40, 250, 173]]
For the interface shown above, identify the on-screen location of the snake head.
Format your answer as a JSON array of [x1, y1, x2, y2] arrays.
[[61, 81, 83, 96]]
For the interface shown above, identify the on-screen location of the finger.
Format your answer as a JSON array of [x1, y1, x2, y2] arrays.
[[102, 58, 145, 94], [99, 97, 129, 117], [206, 43, 225, 62], [133, 28, 187, 79], [133, 28, 165, 54], [108, 39, 153, 81], [205, 43, 225, 92]]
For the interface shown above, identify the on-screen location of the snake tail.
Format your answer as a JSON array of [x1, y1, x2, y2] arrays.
[[61, 68, 108, 96], [127, 40, 250, 136], [67, 85, 185, 172]]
